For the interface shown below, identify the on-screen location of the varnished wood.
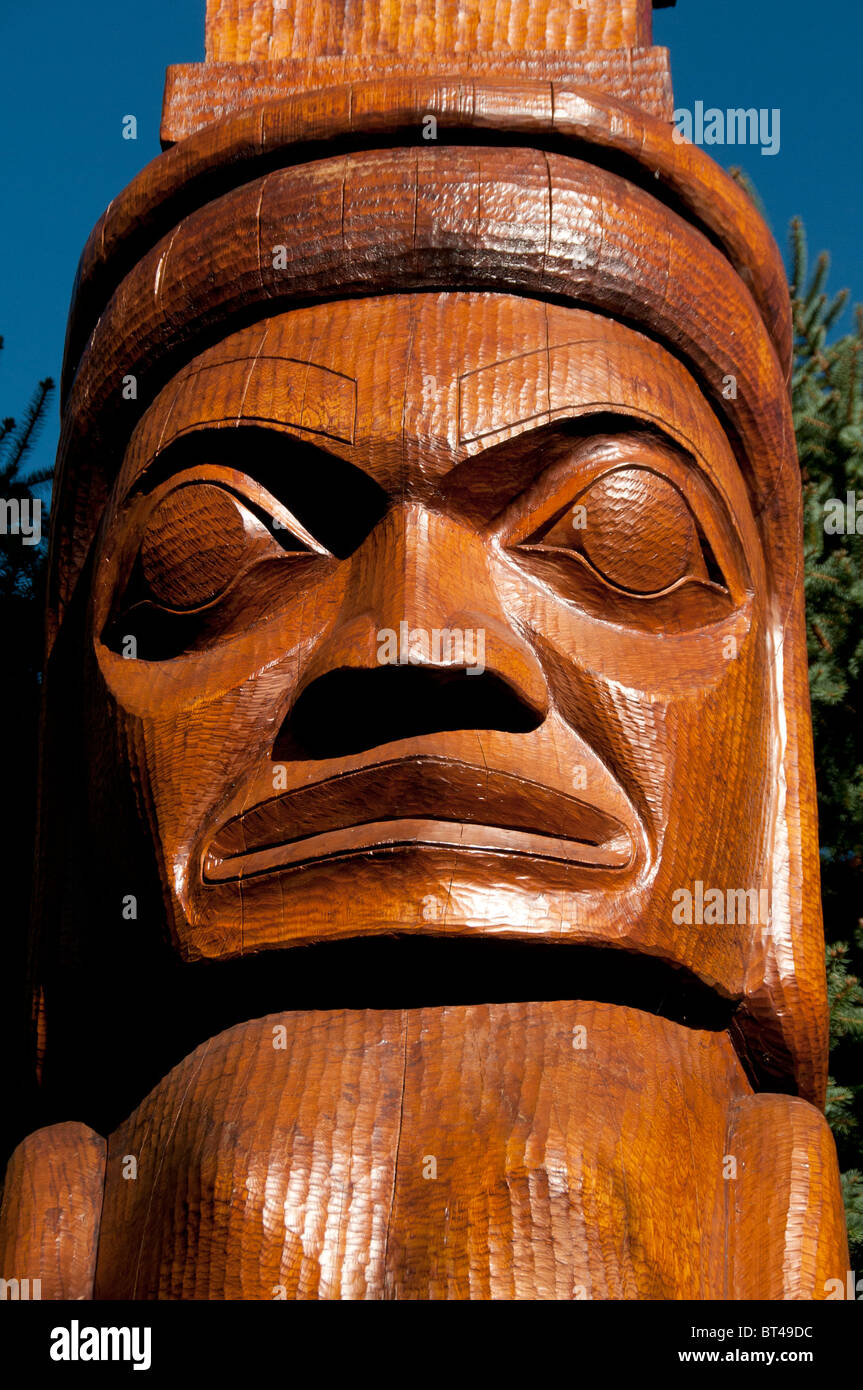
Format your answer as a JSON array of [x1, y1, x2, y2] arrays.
[[3, 0, 848, 1301], [204, 0, 660, 62], [0, 1123, 105, 1300], [161, 52, 675, 138], [92, 1005, 846, 1299], [67, 82, 790, 388], [161, 0, 675, 135]]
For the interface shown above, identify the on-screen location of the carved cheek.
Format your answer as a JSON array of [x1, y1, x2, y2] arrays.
[[93, 539, 348, 719], [488, 538, 766, 871]]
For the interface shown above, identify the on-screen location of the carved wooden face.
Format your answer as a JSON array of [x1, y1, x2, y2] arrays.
[[88, 292, 772, 1004]]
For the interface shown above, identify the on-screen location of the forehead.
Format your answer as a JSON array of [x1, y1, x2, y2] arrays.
[[121, 293, 739, 495]]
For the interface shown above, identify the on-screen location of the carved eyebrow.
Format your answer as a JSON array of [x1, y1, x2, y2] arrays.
[[458, 344, 555, 445], [127, 425, 387, 560], [456, 336, 730, 469], [162, 353, 358, 445]]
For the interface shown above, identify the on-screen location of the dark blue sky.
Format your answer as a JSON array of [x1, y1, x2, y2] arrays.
[[1, 0, 860, 485]]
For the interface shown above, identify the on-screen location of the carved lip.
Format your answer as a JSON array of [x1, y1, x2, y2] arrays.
[[203, 755, 634, 882]]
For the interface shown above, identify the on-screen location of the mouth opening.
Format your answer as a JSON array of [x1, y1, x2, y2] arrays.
[[169, 934, 792, 1098], [182, 932, 739, 1030], [65, 934, 794, 1143]]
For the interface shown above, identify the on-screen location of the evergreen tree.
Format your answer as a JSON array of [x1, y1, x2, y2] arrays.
[[0, 337, 53, 598], [790, 221, 863, 1264], [0, 339, 54, 1173]]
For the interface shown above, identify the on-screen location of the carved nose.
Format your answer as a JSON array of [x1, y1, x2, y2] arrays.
[[277, 503, 548, 759]]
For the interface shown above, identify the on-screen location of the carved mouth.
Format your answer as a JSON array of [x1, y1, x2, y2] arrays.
[[204, 755, 635, 882], [190, 761, 794, 1097]]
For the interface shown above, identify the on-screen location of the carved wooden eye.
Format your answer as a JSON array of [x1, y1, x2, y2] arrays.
[[139, 483, 261, 610], [530, 467, 705, 594]]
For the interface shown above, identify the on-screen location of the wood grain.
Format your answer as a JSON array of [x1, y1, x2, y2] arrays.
[[0, 1123, 105, 1300], [161, 52, 675, 137], [204, 0, 662, 63], [90, 1005, 846, 1299], [168, 0, 676, 132], [67, 81, 788, 382]]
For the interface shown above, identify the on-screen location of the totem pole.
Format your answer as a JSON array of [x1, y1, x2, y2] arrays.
[[0, 0, 850, 1299]]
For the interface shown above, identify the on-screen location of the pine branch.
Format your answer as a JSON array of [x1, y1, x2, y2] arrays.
[[18, 465, 54, 488], [6, 378, 54, 479], [790, 217, 807, 298]]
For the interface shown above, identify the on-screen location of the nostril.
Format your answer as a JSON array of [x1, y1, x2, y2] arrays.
[[274, 665, 544, 760]]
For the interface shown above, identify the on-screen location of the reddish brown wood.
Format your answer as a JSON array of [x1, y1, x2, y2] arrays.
[[65, 81, 790, 385], [0, 1123, 105, 1300], [87, 1005, 841, 1300], [2, 0, 849, 1301], [204, 0, 659, 62], [163, 0, 674, 136], [160, 52, 675, 138]]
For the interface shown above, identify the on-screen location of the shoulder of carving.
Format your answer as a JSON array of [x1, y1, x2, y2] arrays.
[[0, 1121, 106, 1300], [727, 1094, 849, 1300]]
